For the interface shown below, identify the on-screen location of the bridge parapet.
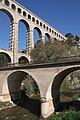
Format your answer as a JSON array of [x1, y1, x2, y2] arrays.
[[0, 56, 80, 69]]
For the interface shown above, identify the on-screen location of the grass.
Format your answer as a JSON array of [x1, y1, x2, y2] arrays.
[[0, 101, 13, 108]]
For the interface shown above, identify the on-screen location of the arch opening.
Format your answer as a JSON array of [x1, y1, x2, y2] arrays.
[[18, 20, 30, 52], [18, 8, 21, 14], [0, 52, 11, 66], [52, 67, 80, 112], [0, 9, 13, 49], [18, 56, 29, 64], [7, 71, 41, 115], [11, 4, 16, 11], [34, 27, 42, 45], [45, 33, 51, 41], [23, 11, 26, 17], [5, 0, 10, 7]]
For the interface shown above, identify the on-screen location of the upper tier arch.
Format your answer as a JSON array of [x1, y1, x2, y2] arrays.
[[18, 19, 30, 30], [0, 8, 14, 21], [0, 0, 66, 63]]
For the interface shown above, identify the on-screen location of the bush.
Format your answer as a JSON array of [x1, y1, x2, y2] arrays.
[[49, 111, 80, 120], [0, 101, 13, 108]]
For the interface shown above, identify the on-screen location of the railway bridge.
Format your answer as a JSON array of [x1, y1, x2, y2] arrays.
[[0, 60, 80, 118]]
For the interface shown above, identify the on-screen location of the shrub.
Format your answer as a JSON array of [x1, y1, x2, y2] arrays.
[[49, 111, 80, 120]]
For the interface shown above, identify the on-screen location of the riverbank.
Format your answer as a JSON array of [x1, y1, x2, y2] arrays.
[[0, 101, 80, 120], [0, 102, 48, 120], [1, 105, 80, 120], [0, 101, 48, 120]]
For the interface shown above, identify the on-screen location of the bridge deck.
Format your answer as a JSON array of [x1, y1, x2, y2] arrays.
[[0, 59, 80, 71]]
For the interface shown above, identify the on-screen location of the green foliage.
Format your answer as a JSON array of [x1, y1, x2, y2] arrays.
[[30, 39, 69, 63], [65, 33, 80, 46], [30, 40, 46, 62], [21, 75, 40, 98], [30, 35, 80, 63], [60, 78, 71, 91], [65, 38, 75, 46], [0, 53, 8, 66], [60, 70, 80, 103], [65, 33, 74, 39], [0, 101, 13, 108], [49, 112, 80, 120], [75, 35, 80, 42], [61, 70, 80, 92]]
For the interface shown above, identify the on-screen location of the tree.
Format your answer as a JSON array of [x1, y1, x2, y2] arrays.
[[75, 35, 79, 42], [30, 35, 80, 63], [30, 39, 70, 63], [65, 33, 80, 46], [65, 33, 74, 39], [44, 40, 55, 59], [65, 33, 75, 46], [30, 40, 46, 63], [20, 75, 40, 98]]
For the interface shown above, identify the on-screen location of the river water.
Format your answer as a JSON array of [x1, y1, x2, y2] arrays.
[[60, 88, 80, 102]]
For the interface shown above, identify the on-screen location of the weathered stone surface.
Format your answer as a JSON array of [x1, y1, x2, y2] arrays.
[[0, 0, 66, 63]]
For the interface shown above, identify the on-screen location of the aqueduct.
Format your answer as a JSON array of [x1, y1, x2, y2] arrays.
[[0, 0, 75, 118], [0, 0, 66, 63]]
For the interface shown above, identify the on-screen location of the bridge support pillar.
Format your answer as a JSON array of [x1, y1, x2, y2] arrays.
[[41, 97, 54, 118], [26, 29, 34, 55], [13, 22, 18, 63], [0, 94, 11, 102], [0, 79, 11, 102], [9, 21, 14, 51], [9, 21, 18, 63]]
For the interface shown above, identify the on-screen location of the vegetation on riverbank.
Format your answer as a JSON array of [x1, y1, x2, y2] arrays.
[[0, 101, 13, 109], [0, 101, 80, 120], [49, 111, 80, 120]]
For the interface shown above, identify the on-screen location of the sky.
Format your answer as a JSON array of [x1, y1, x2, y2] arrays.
[[0, 0, 80, 49]]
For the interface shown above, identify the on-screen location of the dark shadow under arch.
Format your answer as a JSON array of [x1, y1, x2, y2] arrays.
[[34, 27, 42, 37], [18, 56, 29, 64], [0, 52, 11, 66], [7, 71, 41, 116], [52, 67, 80, 111], [45, 33, 51, 41], [19, 19, 30, 30], [0, 8, 13, 20]]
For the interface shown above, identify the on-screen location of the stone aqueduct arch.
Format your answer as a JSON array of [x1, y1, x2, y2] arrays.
[[0, 48, 29, 63], [51, 66, 80, 110], [0, 0, 66, 63]]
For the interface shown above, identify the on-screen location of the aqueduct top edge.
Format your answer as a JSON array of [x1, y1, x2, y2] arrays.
[[0, 0, 66, 40]]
